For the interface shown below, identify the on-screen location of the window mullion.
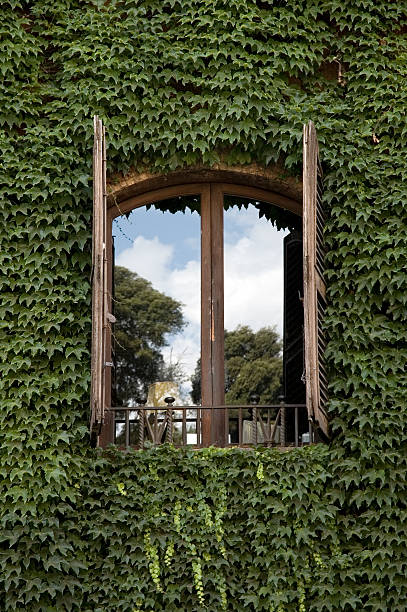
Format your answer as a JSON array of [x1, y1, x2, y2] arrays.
[[200, 184, 212, 444], [210, 184, 225, 408]]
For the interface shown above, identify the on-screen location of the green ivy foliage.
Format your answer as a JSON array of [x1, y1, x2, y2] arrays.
[[78, 445, 339, 612], [1, 0, 407, 609]]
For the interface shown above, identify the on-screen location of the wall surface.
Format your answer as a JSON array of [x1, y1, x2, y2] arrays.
[[1, 1, 407, 610]]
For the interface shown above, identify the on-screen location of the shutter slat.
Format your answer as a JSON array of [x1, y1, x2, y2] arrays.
[[303, 121, 329, 438], [90, 116, 107, 446], [316, 225, 324, 246]]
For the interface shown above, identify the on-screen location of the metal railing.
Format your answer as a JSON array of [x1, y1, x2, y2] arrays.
[[108, 399, 311, 449]]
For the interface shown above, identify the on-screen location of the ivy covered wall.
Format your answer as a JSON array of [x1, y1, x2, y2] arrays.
[[1, 0, 407, 609]]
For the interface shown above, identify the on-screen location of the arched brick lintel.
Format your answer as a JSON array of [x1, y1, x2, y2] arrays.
[[107, 163, 302, 213]]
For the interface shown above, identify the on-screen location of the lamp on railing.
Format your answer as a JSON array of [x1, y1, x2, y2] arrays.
[[164, 396, 175, 444]]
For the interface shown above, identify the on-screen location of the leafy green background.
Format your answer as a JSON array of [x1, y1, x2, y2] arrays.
[[1, 0, 407, 609]]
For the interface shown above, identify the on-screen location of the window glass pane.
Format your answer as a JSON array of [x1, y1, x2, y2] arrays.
[[223, 199, 287, 443], [114, 420, 126, 445], [112, 199, 201, 443]]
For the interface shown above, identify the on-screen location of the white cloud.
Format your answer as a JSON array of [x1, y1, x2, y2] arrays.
[[116, 236, 174, 287], [116, 236, 201, 379], [224, 217, 287, 334], [115, 212, 287, 382]]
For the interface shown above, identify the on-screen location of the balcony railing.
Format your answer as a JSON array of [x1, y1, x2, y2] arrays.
[[108, 400, 312, 449]]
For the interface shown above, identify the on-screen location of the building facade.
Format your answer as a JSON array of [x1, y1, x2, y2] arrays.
[[1, 1, 406, 609]]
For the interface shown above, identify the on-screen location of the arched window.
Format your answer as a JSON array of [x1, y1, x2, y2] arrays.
[[90, 117, 328, 447]]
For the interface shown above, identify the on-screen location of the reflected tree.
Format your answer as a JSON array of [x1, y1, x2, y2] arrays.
[[113, 266, 185, 405], [191, 325, 282, 405]]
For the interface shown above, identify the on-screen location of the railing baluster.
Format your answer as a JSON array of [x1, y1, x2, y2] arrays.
[[225, 407, 229, 447], [295, 406, 299, 447], [154, 409, 158, 444], [182, 406, 187, 446], [279, 396, 286, 447], [108, 403, 308, 449], [197, 406, 201, 447], [250, 394, 260, 445], [164, 397, 174, 444], [125, 409, 130, 447], [166, 409, 173, 444], [251, 406, 257, 445], [138, 409, 144, 448]]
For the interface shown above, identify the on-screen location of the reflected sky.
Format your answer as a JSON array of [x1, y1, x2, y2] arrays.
[[114, 204, 287, 388], [113, 206, 200, 269]]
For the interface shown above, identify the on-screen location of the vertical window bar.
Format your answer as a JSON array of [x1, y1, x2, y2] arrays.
[[125, 410, 129, 447], [295, 407, 299, 447], [138, 409, 144, 448], [196, 407, 201, 447], [182, 408, 187, 446], [280, 400, 286, 447]]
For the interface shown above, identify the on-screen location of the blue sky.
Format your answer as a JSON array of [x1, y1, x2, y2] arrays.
[[114, 204, 287, 390], [113, 206, 200, 269]]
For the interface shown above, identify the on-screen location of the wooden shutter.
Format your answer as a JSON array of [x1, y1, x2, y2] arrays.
[[90, 115, 107, 445], [303, 121, 329, 438]]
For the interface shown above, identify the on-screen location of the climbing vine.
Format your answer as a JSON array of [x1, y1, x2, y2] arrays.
[[1, 0, 407, 609]]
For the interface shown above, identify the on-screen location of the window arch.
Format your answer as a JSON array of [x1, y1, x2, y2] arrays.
[[91, 117, 328, 447]]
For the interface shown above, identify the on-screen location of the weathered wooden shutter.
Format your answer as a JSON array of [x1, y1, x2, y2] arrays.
[[90, 115, 107, 445], [303, 121, 329, 438]]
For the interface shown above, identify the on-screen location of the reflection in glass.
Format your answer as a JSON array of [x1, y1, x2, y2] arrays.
[[223, 199, 287, 444], [112, 199, 201, 445], [113, 407, 200, 447], [114, 410, 140, 446]]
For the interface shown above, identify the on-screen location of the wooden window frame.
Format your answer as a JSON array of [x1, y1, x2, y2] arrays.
[[91, 119, 329, 447], [98, 183, 300, 447]]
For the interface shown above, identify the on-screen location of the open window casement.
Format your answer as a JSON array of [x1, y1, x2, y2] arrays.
[[303, 121, 329, 438], [90, 116, 108, 446]]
